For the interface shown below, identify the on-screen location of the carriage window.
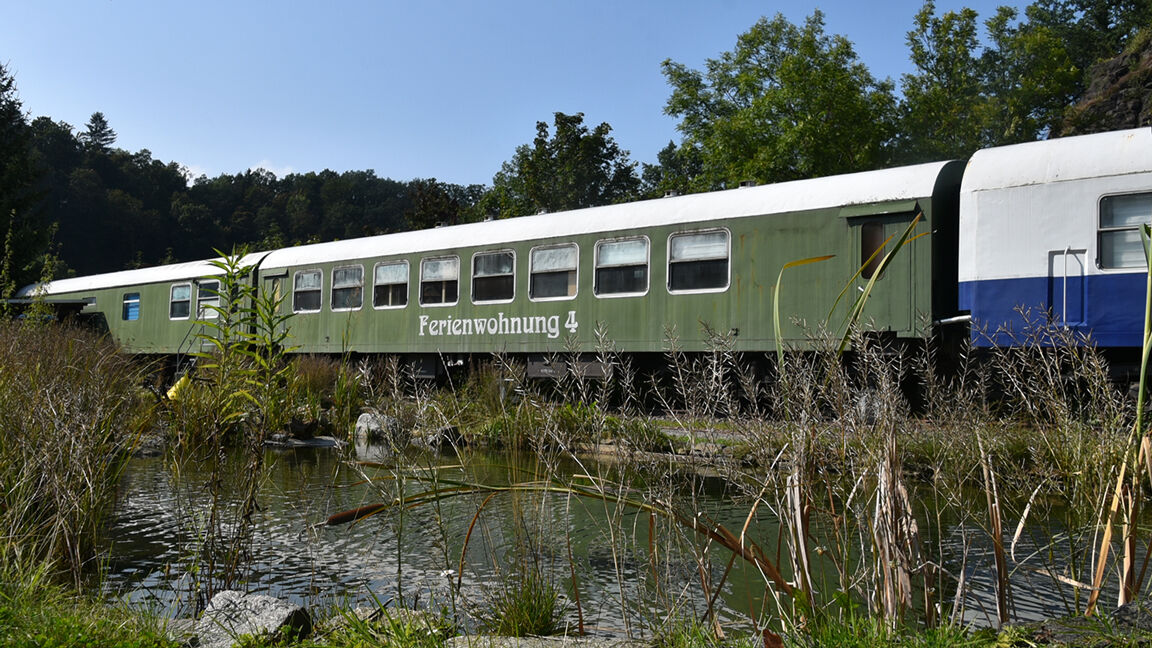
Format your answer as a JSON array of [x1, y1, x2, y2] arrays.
[[197, 280, 221, 319], [420, 256, 459, 306], [668, 230, 729, 292], [169, 283, 191, 319], [331, 265, 364, 311], [595, 237, 649, 296], [860, 222, 886, 279], [373, 261, 408, 308], [122, 292, 140, 321], [1099, 193, 1152, 268], [530, 244, 578, 300], [473, 250, 515, 303], [293, 270, 322, 313]]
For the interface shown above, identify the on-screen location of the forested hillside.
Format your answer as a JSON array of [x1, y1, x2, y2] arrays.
[[1, 0, 1150, 287], [25, 113, 484, 277]]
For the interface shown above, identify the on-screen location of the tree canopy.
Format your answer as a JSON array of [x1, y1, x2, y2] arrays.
[[0, 64, 50, 290], [661, 11, 897, 190], [80, 112, 117, 153], [654, 1, 1151, 180], [482, 112, 640, 218]]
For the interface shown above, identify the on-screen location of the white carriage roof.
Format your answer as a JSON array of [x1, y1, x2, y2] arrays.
[[961, 127, 1152, 194], [17, 252, 270, 297], [25, 161, 953, 296], [260, 160, 951, 271]]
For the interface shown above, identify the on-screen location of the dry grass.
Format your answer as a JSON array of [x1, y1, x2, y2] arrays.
[[0, 320, 147, 586]]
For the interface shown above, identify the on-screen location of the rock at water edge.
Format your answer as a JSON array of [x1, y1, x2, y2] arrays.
[[195, 590, 312, 648]]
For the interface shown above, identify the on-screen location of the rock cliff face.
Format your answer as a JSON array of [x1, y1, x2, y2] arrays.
[[1060, 29, 1152, 135]]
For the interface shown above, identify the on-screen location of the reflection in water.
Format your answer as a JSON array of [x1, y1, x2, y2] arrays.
[[102, 444, 1109, 634], [104, 445, 769, 635]]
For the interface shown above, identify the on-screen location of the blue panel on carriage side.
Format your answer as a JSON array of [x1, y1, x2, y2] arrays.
[[1046, 273, 1085, 326], [960, 273, 1146, 348]]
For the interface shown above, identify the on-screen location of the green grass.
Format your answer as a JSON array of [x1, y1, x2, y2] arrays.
[[300, 609, 452, 648], [0, 570, 176, 648], [476, 571, 569, 637]]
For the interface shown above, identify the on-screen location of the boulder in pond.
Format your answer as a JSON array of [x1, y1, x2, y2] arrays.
[[355, 411, 404, 445], [195, 590, 312, 648]]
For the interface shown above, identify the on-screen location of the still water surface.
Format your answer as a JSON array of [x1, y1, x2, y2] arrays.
[[102, 442, 1106, 634]]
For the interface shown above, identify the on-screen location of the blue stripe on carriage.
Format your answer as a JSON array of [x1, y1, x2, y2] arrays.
[[958, 273, 1147, 348]]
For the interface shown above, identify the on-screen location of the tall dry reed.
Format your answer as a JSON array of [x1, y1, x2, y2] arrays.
[[0, 319, 146, 586]]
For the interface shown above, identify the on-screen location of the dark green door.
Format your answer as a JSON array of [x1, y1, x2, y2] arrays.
[[850, 213, 917, 334]]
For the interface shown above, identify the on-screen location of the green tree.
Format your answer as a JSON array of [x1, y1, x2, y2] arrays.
[[982, 4, 1080, 142], [1007, 0, 1151, 136], [898, 0, 1149, 160], [640, 141, 703, 199], [1024, 0, 1152, 78], [898, 3, 994, 161], [662, 11, 897, 190], [405, 178, 485, 230], [485, 112, 640, 218], [80, 111, 116, 152], [0, 64, 49, 290]]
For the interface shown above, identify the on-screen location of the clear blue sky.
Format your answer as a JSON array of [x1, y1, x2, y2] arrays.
[[2, 0, 1018, 187]]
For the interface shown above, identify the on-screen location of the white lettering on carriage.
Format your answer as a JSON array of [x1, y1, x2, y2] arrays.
[[419, 311, 576, 339]]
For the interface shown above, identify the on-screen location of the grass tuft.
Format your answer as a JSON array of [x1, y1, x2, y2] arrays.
[[476, 570, 569, 637]]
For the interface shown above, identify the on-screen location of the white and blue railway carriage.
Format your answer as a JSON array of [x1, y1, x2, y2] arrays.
[[958, 127, 1152, 348]]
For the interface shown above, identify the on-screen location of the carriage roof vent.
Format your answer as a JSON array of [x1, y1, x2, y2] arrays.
[[663, 190, 679, 198], [738, 180, 758, 188]]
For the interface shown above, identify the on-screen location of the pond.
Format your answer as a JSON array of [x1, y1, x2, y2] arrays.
[[101, 441, 1110, 635]]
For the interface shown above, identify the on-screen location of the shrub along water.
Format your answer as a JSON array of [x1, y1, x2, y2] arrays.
[[163, 250, 304, 609], [0, 318, 145, 587]]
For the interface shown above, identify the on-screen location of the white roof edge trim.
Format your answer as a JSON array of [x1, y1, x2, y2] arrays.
[[19, 251, 270, 297], [961, 127, 1152, 194], [260, 161, 956, 271]]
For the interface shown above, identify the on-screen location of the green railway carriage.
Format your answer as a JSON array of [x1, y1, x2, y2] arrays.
[[14, 256, 269, 354], [19, 160, 964, 370]]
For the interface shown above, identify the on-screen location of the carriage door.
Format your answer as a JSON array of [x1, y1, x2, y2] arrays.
[[263, 272, 289, 335], [1047, 248, 1086, 327], [847, 211, 917, 334]]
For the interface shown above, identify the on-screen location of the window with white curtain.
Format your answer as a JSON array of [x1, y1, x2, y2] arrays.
[[595, 237, 648, 296], [331, 265, 364, 310], [420, 256, 459, 305], [1099, 193, 1152, 269], [169, 283, 191, 319], [293, 270, 322, 313], [197, 280, 221, 319], [473, 250, 515, 303], [530, 244, 578, 300], [668, 230, 729, 292], [373, 261, 408, 308]]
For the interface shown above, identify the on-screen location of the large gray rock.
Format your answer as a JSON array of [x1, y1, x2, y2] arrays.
[[195, 590, 312, 648], [355, 411, 404, 444]]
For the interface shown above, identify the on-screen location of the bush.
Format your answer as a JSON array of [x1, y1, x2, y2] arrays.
[[0, 320, 144, 584]]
